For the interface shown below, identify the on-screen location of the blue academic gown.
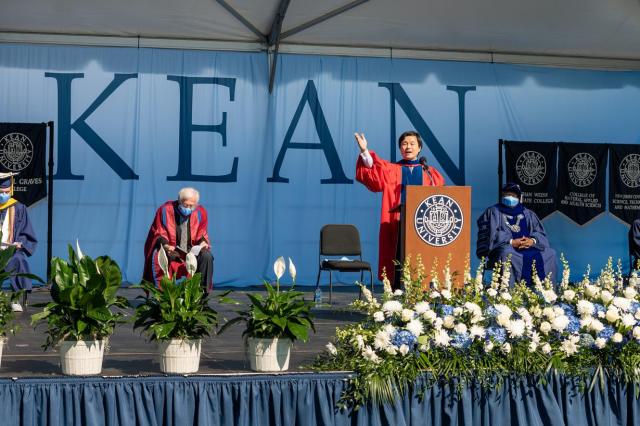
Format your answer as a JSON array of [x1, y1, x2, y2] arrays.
[[0, 202, 37, 291], [476, 203, 558, 285]]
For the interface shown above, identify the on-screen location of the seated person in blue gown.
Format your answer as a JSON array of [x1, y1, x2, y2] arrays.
[[476, 182, 557, 285], [0, 172, 38, 311], [630, 217, 640, 271]]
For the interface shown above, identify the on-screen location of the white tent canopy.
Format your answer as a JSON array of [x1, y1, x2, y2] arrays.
[[2, 0, 640, 70]]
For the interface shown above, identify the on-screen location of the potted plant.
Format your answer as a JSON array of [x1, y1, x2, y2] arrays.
[[133, 247, 218, 374], [31, 242, 128, 375], [220, 257, 315, 372]]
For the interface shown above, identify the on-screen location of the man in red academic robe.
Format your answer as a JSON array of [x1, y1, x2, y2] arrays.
[[143, 187, 213, 291], [355, 131, 445, 289]]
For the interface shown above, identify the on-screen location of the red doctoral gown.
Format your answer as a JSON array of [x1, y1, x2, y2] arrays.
[[356, 150, 445, 285], [143, 200, 210, 287]]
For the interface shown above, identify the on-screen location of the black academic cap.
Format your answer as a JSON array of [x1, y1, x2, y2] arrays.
[[501, 182, 522, 197]]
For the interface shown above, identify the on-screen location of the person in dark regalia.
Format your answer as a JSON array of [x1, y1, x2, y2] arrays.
[[476, 182, 557, 285], [0, 172, 38, 311], [355, 131, 445, 289], [143, 187, 213, 292], [630, 218, 640, 271]]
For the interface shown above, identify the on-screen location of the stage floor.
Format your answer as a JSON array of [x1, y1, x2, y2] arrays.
[[1, 286, 364, 377]]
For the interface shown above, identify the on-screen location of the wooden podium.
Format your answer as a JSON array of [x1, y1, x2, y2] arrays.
[[401, 186, 472, 288]]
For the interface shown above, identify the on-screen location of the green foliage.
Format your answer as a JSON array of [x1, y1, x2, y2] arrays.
[[0, 290, 20, 337], [31, 245, 129, 349], [133, 274, 218, 341], [219, 282, 315, 342]]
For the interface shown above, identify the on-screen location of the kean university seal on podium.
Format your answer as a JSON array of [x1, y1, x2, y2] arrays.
[[414, 195, 463, 247]]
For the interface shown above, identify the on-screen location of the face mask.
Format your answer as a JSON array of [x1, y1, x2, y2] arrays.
[[178, 205, 193, 216], [0, 193, 10, 204], [501, 196, 519, 207]]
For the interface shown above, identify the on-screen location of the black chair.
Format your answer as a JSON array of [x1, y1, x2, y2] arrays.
[[315, 224, 373, 303]]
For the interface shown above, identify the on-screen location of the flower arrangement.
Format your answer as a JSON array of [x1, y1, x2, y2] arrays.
[[314, 254, 640, 409]]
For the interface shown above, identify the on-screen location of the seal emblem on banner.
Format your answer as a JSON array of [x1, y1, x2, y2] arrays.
[[414, 195, 463, 247], [0, 132, 34, 172], [620, 153, 640, 188], [568, 152, 597, 187], [515, 151, 546, 185]]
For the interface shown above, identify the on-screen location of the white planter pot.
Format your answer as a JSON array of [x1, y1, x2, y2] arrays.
[[158, 339, 201, 374], [247, 337, 292, 372], [59, 340, 105, 375]]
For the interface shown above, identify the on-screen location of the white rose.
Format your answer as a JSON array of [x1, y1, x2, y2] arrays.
[[622, 313, 636, 327], [422, 310, 437, 322], [443, 315, 455, 329], [414, 301, 431, 314], [454, 323, 468, 334], [326, 342, 338, 355], [542, 307, 555, 320], [453, 307, 463, 316], [531, 306, 542, 318], [605, 308, 620, 323], [563, 289, 576, 302], [585, 284, 599, 298], [594, 337, 607, 349], [496, 313, 511, 327], [577, 300, 594, 317], [600, 290, 614, 304], [373, 311, 385, 322], [385, 346, 398, 355], [612, 333, 623, 343], [541, 343, 552, 354], [540, 321, 552, 334], [470, 314, 485, 324], [464, 302, 482, 316], [633, 326, 640, 340], [590, 319, 604, 333], [551, 315, 569, 332], [528, 342, 538, 353], [398, 344, 410, 356], [393, 289, 403, 296], [484, 341, 494, 352], [542, 289, 558, 304], [624, 287, 637, 299], [401, 309, 415, 322], [580, 316, 594, 329], [553, 306, 565, 317]]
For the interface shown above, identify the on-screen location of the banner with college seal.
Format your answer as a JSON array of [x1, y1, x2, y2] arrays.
[[557, 142, 607, 225], [609, 144, 640, 225], [0, 123, 47, 207], [504, 140, 557, 219]]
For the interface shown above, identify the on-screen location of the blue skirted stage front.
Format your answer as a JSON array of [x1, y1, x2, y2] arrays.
[[0, 373, 637, 425]]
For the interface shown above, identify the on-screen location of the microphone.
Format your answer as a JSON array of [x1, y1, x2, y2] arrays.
[[419, 156, 435, 185]]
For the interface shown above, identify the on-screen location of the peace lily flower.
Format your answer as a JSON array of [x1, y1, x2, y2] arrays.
[[158, 245, 169, 276], [185, 252, 197, 276], [273, 256, 286, 280], [288, 257, 296, 283], [75, 238, 84, 259]]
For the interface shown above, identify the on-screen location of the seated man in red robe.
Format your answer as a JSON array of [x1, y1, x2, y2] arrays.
[[143, 187, 213, 291], [355, 131, 445, 289]]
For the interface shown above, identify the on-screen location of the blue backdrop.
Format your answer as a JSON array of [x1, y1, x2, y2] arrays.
[[0, 43, 639, 286]]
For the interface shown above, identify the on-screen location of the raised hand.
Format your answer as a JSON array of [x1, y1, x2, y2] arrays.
[[354, 132, 368, 153]]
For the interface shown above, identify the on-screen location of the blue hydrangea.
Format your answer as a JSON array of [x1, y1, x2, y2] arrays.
[[598, 326, 614, 340], [631, 301, 640, 314], [391, 330, 417, 348], [440, 304, 454, 316], [451, 332, 472, 349], [485, 306, 499, 318], [593, 304, 606, 316], [486, 326, 506, 344], [566, 315, 581, 334], [558, 303, 575, 316]]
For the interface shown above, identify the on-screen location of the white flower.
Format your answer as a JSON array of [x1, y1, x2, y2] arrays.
[[561, 336, 579, 356], [401, 309, 415, 322], [594, 338, 607, 349], [635, 310, 640, 320], [605, 308, 620, 323], [528, 342, 538, 353], [382, 301, 403, 314], [531, 306, 543, 318], [470, 314, 485, 324], [633, 326, 640, 341], [622, 313, 636, 327], [362, 346, 380, 363], [398, 344, 410, 356], [385, 346, 398, 355], [75, 239, 84, 259], [502, 343, 511, 354], [580, 316, 594, 329], [541, 343, 552, 354], [612, 333, 623, 343], [355, 335, 365, 350], [563, 290, 576, 302], [393, 289, 403, 296], [486, 288, 497, 297], [624, 287, 637, 299], [530, 331, 541, 345], [185, 252, 198, 276], [441, 289, 452, 300], [542, 307, 555, 320], [590, 319, 604, 333], [374, 330, 391, 350], [383, 324, 396, 335], [553, 306, 565, 317], [600, 290, 614, 304], [585, 284, 599, 297], [157, 245, 169, 276], [577, 300, 594, 317], [414, 302, 430, 314], [469, 325, 486, 339], [273, 256, 286, 280], [325, 342, 337, 355], [453, 307, 463, 316], [597, 311, 606, 319], [433, 318, 444, 330], [373, 311, 385, 322], [541, 289, 558, 304], [361, 286, 373, 303], [484, 341, 494, 352], [288, 257, 296, 282], [613, 297, 631, 312], [540, 321, 552, 334], [422, 310, 437, 322], [434, 329, 451, 347], [496, 313, 511, 327], [430, 291, 441, 299], [494, 304, 513, 316], [506, 319, 526, 338], [516, 307, 533, 324], [551, 315, 569, 332], [464, 302, 482, 316], [406, 319, 424, 337], [443, 316, 455, 329], [454, 323, 468, 334], [500, 292, 512, 301]]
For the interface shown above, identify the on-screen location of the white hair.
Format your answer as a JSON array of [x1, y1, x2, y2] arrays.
[[178, 187, 200, 203]]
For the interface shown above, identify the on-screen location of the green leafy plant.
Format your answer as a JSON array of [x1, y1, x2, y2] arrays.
[[31, 242, 129, 350], [133, 247, 218, 341], [219, 257, 315, 342]]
